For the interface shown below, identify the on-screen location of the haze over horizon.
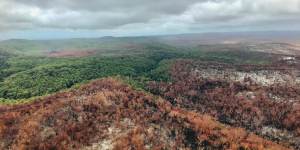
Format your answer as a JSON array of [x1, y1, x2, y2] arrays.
[[1, 0, 300, 40]]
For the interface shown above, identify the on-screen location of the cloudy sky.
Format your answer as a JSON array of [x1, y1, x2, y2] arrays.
[[0, 0, 300, 40]]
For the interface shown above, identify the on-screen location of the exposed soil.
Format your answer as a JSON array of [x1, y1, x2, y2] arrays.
[[189, 60, 300, 86], [247, 43, 300, 56]]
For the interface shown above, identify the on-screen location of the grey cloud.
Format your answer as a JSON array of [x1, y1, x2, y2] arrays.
[[11, 0, 201, 14], [0, 0, 300, 36], [1, 0, 202, 30]]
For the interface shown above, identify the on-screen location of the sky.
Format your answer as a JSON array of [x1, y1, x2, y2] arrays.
[[0, 0, 300, 40]]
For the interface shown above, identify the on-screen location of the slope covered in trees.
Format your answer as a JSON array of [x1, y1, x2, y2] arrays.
[[0, 41, 284, 102]]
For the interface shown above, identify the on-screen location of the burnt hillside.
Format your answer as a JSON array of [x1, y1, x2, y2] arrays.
[[0, 78, 290, 150], [148, 60, 300, 149]]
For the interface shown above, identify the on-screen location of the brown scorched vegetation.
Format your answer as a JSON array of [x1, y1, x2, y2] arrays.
[[0, 78, 291, 150], [147, 60, 300, 149]]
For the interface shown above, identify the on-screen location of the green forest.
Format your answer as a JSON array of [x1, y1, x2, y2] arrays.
[[0, 38, 274, 103]]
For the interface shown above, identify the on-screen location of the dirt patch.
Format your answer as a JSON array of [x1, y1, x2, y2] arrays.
[[247, 43, 300, 56], [46, 50, 96, 58]]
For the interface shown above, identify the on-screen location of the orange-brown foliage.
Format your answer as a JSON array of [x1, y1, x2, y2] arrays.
[[147, 60, 300, 149], [0, 78, 291, 150]]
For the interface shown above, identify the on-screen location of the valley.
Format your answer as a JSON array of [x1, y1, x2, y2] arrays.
[[0, 33, 300, 149]]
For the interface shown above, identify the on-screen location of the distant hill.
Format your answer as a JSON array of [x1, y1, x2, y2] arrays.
[[1, 31, 300, 55], [156, 31, 300, 46]]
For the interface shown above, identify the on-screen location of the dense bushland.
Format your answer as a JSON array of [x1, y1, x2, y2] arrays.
[[0, 42, 183, 100], [0, 51, 11, 81], [0, 41, 281, 101], [0, 56, 158, 99]]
